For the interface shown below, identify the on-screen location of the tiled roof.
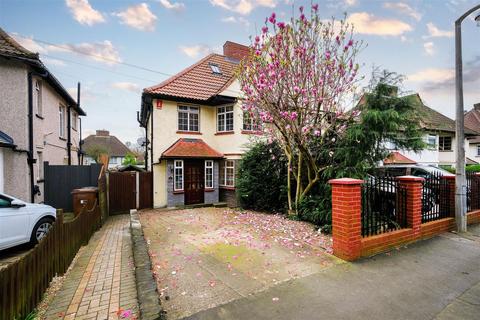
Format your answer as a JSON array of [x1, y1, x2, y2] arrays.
[[161, 138, 224, 159], [383, 152, 416, 165], [83, 133, 131, 157], [0, 28, 38, 60], [144, 54, 238, 101], [464, 107, 480, 132], [403, 94, 478, 135]]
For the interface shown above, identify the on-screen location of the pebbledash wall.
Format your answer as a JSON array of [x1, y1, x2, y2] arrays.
[[329, 175, 480, 261]]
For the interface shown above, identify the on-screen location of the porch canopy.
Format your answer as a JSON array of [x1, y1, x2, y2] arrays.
[[160, 138, 224, 160], [0, 131, 15, 148]]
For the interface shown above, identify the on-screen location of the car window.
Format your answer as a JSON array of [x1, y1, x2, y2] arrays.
[[383, 167, 407, 177], [0, 197, 11, 208], [411, 168, 430, 178]]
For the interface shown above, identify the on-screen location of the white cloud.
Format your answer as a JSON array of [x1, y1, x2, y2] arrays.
[[209, 0, 276, 15], [407, 68, 454, 83], [52, 40, 122, 65], [425, 22, 454, 38], [43, 57, 67, 67], [11, 34, 47, 54], [221, 16, 250, 27], [115, 3, 157, 31], [383, 2, 421, 21], [65, 0, 105, 26], [423, 42, 435, 56], [67, 86, 95, 102], [159, 0, 185, 12], [344, 0, 357, 6], [347, 12, 412, 36], [111, 82, 141, 93], [179, 44, 217, 58]]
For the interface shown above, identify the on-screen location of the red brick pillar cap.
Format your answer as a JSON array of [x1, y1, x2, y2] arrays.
[[328, 178, 364, 185], [441, 174, 456, 180], [396, 175, 424, 182]]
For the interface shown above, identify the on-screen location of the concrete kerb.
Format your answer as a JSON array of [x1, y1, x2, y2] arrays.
[[130, 209, 166, 320]]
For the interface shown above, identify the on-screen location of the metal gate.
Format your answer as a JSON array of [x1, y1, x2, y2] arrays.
[[108, 171, 153, 213]]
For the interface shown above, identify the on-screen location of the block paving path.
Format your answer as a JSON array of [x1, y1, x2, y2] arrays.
[[44, 215, 139, 320]]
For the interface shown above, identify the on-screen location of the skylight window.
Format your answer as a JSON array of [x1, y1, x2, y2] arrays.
[[210, 63, 222, 75]]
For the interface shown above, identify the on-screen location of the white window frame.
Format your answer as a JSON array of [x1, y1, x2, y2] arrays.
[[220, 160, 235, 187], [242, 110, 260, 131], [174, 160, 184, 191], [178, 105, 200, 132], [426, 134, 437, 150], [217, 105, 234, 132], [35, 80, 42, 116], [209, 63, 222, 74], [37, 151, 43, 181], [205, 160, 213, 189], [59, 105, 66, 138]]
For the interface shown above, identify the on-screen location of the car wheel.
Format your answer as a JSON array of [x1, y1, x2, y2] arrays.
[[30, 217, 54, 244]]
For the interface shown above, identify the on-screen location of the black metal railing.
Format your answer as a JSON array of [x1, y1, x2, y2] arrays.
[[362, 175, 407, 237], [421, 172, 450, 223], [467, 172, 480, 212]]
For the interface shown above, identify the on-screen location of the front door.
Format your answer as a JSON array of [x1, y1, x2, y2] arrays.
[[184, 160, 204, 205]]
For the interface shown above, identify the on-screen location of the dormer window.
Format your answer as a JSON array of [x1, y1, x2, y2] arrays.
[[209, 63, 222, 75]]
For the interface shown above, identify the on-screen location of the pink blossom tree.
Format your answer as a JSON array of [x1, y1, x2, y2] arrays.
[[238, 5, 363, 213]]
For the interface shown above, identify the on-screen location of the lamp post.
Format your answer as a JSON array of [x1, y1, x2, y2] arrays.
[[454, 5, 480, 233]]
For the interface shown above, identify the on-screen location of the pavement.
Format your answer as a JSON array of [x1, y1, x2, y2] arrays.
[[138, 207, 336, 320], [186, 224, 480, 320], [43, 215, 139, 320]]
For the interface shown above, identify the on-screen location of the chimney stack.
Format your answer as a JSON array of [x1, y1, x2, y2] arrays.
[[96, 130, 109, 136], [223, 41, 250, 61]]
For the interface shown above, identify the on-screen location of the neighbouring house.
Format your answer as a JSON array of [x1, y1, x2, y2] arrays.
[[139, 41, 256, 208], [83, 130, 132, 169], [0, 27, 85, 202], [464, 103, 480, 163], [357, 92, 478, 167]]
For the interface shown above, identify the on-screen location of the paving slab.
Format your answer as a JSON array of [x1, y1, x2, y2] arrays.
[[43, 215, 139, 320], [138, 207, 336, 320]]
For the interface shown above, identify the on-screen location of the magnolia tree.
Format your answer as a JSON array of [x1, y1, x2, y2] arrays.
[[238, 5, 362, 213]]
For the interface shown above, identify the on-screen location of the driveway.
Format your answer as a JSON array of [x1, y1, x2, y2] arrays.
[[138, 207, 336, 319]]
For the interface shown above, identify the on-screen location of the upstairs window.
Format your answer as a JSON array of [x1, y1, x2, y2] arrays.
[[217, 105, 234, 132], [174, 160, 184, 191], [426, 134, 437, 149], [35, 80, 42, 116], [210, 63, 222, 75], [205, 160, 213, 189], [243, 111, 260, 131], [178, 106, 199, 132], [439, 136, 452, 151], [59, 105, 66, 138], [71, 112, 77, 130]]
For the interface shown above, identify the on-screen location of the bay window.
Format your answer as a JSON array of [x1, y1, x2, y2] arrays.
[[174, 160, 184, 191], [205, 160, 213, 189], [220, 160, 235, 187]]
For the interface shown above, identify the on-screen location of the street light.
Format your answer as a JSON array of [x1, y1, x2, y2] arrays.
[[455, 4, 480, 233]]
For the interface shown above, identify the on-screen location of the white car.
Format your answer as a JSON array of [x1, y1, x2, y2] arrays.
[[0, 192, 56, 251]]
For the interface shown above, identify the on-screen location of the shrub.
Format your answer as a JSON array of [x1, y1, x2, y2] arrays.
[[237, 142, 288, 213], [466, 164, 480, 172], [296, 184, 332, 230]]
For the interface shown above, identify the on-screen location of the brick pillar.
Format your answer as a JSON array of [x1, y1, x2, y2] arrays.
[[397, 176, 423, 237], [329, 178, 363, 261], [440, 175, 456, 217]]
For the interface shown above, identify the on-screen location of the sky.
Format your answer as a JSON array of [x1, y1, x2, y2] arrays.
[[0, 0, 479, 144]]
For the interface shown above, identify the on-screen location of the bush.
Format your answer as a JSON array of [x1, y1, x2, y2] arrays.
[[237, 142, 288, 213], [296, 185, 332, 229], [466, 164, 480, 172]]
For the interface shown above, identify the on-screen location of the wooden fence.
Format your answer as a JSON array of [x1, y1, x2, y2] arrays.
[[0, 204, 102, 320]]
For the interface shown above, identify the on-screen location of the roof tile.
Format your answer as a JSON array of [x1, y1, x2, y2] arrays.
[[161, 138, 223, 159]]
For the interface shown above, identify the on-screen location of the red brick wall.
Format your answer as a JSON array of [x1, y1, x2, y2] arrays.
[[467, 210, 480, 224]]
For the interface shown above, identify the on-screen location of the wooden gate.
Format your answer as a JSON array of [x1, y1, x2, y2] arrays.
[[108, 171, 153, 213], [139, 171, 153, 209], [109, 171, 136, 213]]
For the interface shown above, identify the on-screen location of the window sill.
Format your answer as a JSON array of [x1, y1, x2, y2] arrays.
[[35, 114, 44, 120], [173, 190, 184, 194], [205, 188, 215, 192], [220, 186, 235, 190], [37, 179, 44, 183], [241, 130, 262, 135], [59, 137, 67, 141], [215, 131, 234, 135], [176, 131, 202, 135]]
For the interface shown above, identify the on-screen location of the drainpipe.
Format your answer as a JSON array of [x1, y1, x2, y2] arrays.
[[67, 105, 71, 165], [28, 70, 48, 202], [77, 82, 82, 165]]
